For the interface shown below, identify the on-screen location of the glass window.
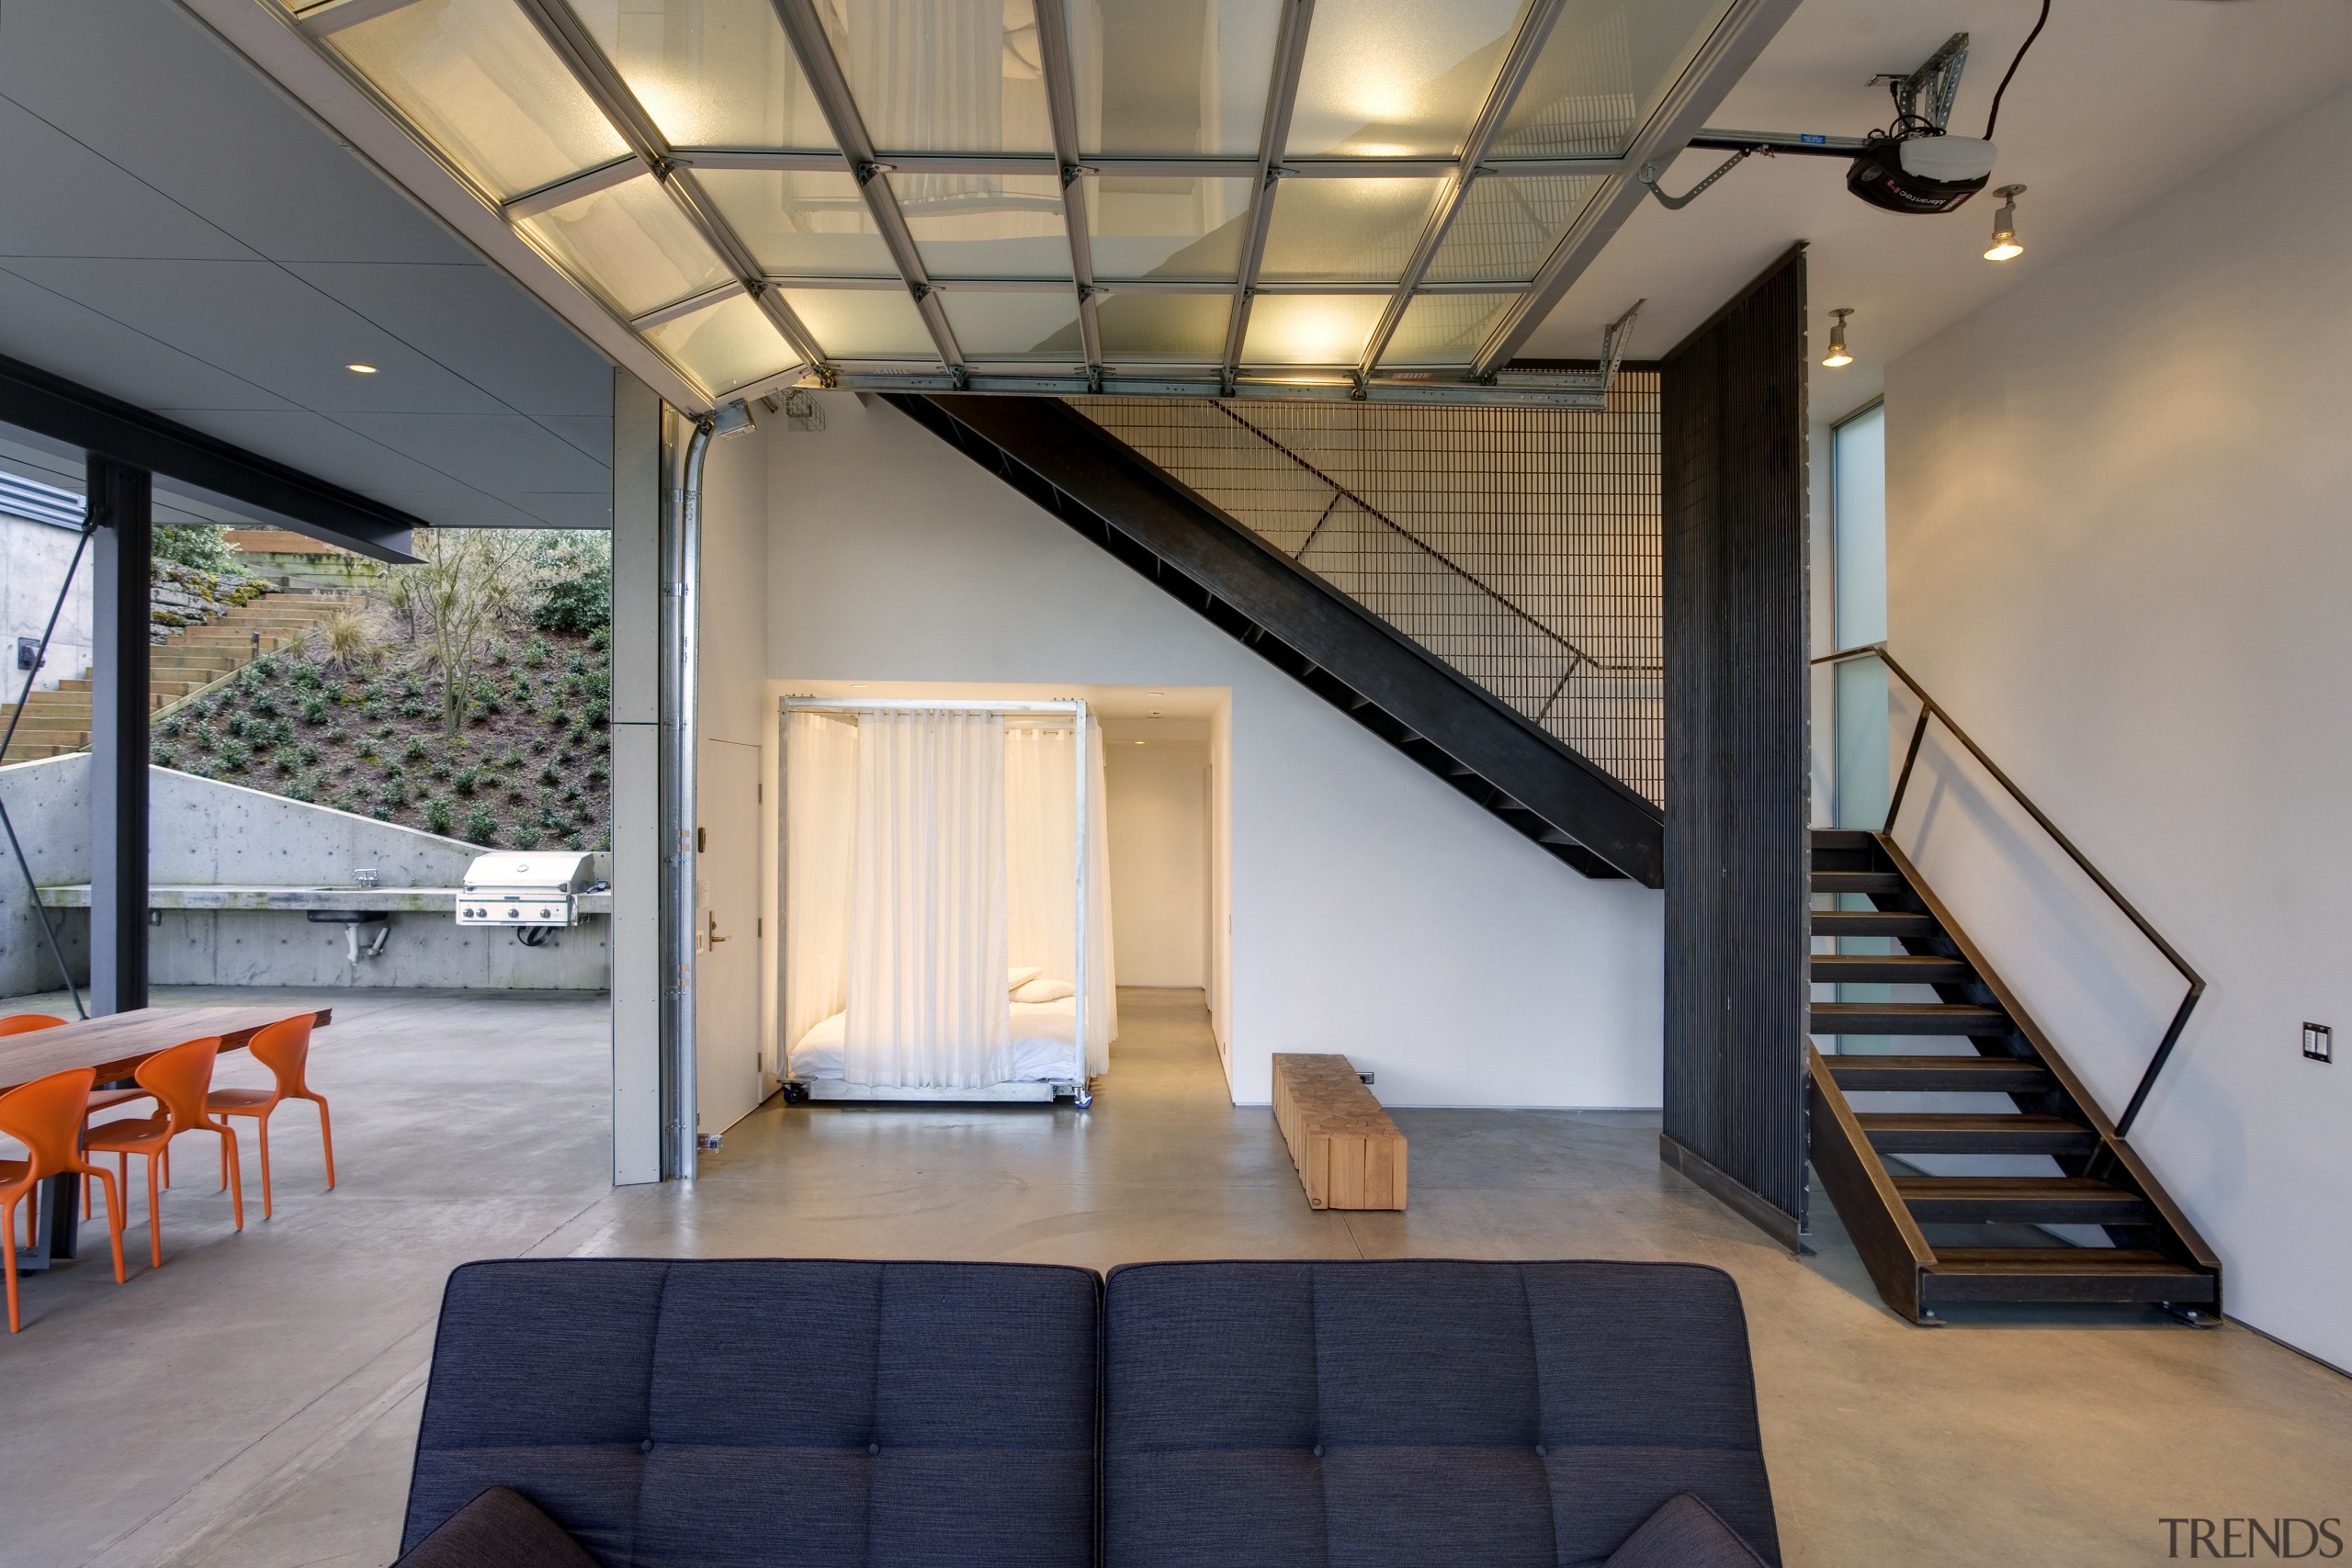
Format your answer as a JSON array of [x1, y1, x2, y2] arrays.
[[1094, 291, 1232, 361], [644, 290, 801, 393], [1377, 293, 1508, 366], [820, 0, 1053, 154], [1063, 0, 1283, 156], [1491, 0, 1732, 160], [1423, 175, 1600, 283], [518, 174, 734, 317], [1831, 401, 1888, 831], [327, 0, 628, 198], [779, 286, 937, 358], [566, 0, 833, 149], [1283, 0, 1522, 159], [1239, 293, 1385, 366], [1258, 177, 1441, 284], [890, 173, 1069, 278], [695, 168, 895, 276], [1085, 175, 1252, 281], [938, 290, 1081, 357]]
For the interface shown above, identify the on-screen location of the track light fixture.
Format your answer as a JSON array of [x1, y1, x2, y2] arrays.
[[1822, 309, 1855, 368], [1984, 184, 2027, 260]]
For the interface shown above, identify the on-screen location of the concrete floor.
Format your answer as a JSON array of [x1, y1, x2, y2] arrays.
[[2, 986, 2346, 1567]]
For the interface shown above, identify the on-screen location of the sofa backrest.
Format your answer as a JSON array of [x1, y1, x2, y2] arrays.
[[401, 1258, 1102, 1568], [1101, 1259, 1778, 1568]]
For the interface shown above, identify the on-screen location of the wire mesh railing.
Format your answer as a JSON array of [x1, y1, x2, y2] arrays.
[[1071, 378, 1663, 804]]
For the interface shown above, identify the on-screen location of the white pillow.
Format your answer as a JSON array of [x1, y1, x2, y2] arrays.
[[1013, 976, 1076, 1003], [1008, 966, 1045, 991]]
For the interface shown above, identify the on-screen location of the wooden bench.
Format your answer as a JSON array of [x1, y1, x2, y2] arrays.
[[1272, 1054, 1407, 1211]]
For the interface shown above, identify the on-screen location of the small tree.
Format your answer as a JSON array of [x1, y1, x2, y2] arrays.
[[391, 529, 537, 738]]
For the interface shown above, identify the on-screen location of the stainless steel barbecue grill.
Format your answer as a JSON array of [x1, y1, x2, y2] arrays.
[[457, 852, 595, 929]]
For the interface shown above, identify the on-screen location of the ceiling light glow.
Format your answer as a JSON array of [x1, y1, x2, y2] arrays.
[[1821, 308, 1854, 369], [345, 363, 379, 374], [1984, 184, 2027, 261]]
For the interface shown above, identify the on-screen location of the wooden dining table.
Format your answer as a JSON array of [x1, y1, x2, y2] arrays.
[[4, 1005, 332, 1271]]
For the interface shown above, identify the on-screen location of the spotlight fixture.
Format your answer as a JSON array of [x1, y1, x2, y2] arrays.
[[1822, 309, 1855, 368], [1984, 184, 2027, 260], [345, 362, 379, 374]]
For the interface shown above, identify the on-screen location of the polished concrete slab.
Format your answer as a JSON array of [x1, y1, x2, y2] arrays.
[[1, 986, 2346, 1567]]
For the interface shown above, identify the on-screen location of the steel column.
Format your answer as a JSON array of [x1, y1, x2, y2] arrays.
[[87, 457, 151, 1017]]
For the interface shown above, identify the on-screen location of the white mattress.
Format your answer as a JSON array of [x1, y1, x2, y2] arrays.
[[788, 999, 1081, 1084]]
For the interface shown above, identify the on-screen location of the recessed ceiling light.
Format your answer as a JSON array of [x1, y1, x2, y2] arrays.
[[345, 362, 379, 374], [850, 683, 868, 689], [1146, 691, 1164, 697]]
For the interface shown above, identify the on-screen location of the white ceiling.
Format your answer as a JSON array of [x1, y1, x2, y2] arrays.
[[1521, 0, 2352, 419], [0, 0, 616, 528]]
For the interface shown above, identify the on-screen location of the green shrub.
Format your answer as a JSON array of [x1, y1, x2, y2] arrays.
[[299, 742, 319, 766], [587, 626, 610, 652], [400, 672, 425, 698], [402, 736, 427, 762], [424, 795, 454, 834], [287, 774, 317, 804], [524, 636, 550, 668], [249, 691, 281, 719], [190, 724, 218, 753], [526, 533, 610, 635], [224, 714, 249, 740], [397, 699, 428, 720], [538, 759, 561, 786], [328, 722, 350, 744], [378, 778, 407, 809], [512, 823, 543, 851], [273, 745, 301, 777], [356, 739, 379, 761], [220, 740, 251, 772], [291, 662, 324, 690], [488, 642, 511, 667], [331, 787, 363, 813], [529, 736, 549, 755], [300, 694, 330, 725], [462, 804, 499, 845], [151, 742, 177, 766], [362, 699, 390, 722], [159, 715, 184, 739], [452, 766, 481, 795]]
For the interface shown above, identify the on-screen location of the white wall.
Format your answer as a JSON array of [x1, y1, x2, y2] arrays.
[[1105, 738, 1208, 988], [762, 392, 1663, 1109], [1883, 85, 2352, 1369]]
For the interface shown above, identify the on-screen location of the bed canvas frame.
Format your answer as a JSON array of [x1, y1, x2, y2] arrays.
[[777, 696, 1093, 1106]]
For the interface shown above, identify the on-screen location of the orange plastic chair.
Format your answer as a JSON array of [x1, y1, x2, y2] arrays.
[[0, 1012, 66, 1035], [0, 1067, 128, 1332], [207, 1015, 334, 1219], [84, 1037, 242, 1268]]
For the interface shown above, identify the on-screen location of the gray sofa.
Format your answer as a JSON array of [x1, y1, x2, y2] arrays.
[[398, 1258, 1779, 1567]]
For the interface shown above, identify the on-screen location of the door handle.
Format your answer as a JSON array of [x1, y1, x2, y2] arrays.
[[707, 910, 728, 946]]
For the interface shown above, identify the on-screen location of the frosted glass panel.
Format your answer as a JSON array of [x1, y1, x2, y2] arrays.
[[520, 175, 733, 316], [938, 290, 1081, 357], [1378, 294, 1509, 365], [1424, 175, 1600, 282], [567, 0, 833, 149], [781, 287, 937, 357], [330, 0, 628, 198], [1284, 0, 1522, 159], [1240, 293, 1385, 365], [1833, 402, 1886, 649], [1085, 175, 1251, 280], [1259, 177, 1440, 283], [891, 173, 1069, 277], [1492, 0, 1731, 158], [820, 0, 1053, 153], [645, 290, 801, 392], [1062, 0, 1283, 155], [696, 168, 894, 276], [1094, 291, 1230, 361]]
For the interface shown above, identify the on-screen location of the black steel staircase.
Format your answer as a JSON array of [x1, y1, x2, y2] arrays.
[[888, 392, 1664, 886], [1807, 828, 2222, 1322]]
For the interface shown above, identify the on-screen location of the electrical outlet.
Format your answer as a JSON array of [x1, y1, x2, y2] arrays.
[[2303, 1022, 2333, 1064]]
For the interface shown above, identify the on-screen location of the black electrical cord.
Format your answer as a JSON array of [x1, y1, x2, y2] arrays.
[[1984, 0, 2052, 141], [0, 518, 96, 1018]]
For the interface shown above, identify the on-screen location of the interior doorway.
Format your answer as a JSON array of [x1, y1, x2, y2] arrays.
[[697, 737, 763, 1137], [1104, 735, 1210, 989]]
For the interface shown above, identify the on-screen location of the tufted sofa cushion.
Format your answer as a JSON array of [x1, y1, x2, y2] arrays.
[[401, 1258, 1101, 1568], [1101, 1259, 1778, 1568]]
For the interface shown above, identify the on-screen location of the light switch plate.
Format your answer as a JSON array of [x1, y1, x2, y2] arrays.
[[2303, 1022, 2332, 1064]]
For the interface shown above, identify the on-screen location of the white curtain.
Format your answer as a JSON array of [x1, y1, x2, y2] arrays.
[[782, 710, 858, 1067], [842, 710, 1012, 1088], [1004, 718, 1118, 1075]]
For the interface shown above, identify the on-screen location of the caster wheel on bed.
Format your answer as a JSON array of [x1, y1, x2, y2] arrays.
[[1072, 1087, 1093, 1110], [781, 1082, 809, 1106]]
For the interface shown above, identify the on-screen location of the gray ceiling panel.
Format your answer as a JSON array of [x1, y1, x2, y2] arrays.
[[0, 0, 616, 530], [0, 0, 476, 268], [284, 262, 615, 421], [0, 96, 254, 263], [2, 256, 513, 418], [329, 412, 611, 495], [0, 265, 300, 413]]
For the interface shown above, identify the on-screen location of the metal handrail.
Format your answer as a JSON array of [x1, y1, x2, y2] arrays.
[[1814, 642, 2203, 1134]]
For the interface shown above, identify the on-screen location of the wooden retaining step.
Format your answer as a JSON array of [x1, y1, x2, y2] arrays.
[[1271, 1053, 1406, 1211]]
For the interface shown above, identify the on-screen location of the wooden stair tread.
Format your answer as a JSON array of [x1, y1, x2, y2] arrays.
[[1895, 1175, 2149, 1224], [1825, 1055, 2050, 1090], [1859, 1112, 2096, 1153], [1812, 870, 1905, 893], [1813, 909, 1936, 936], [1811, 954, 1971, 983], [1812, 1002, 2008, 1033], [1925, 1247, 2204, 1278]]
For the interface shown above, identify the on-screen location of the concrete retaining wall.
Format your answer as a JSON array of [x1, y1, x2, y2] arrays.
[[0, 755, 609, 997]]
